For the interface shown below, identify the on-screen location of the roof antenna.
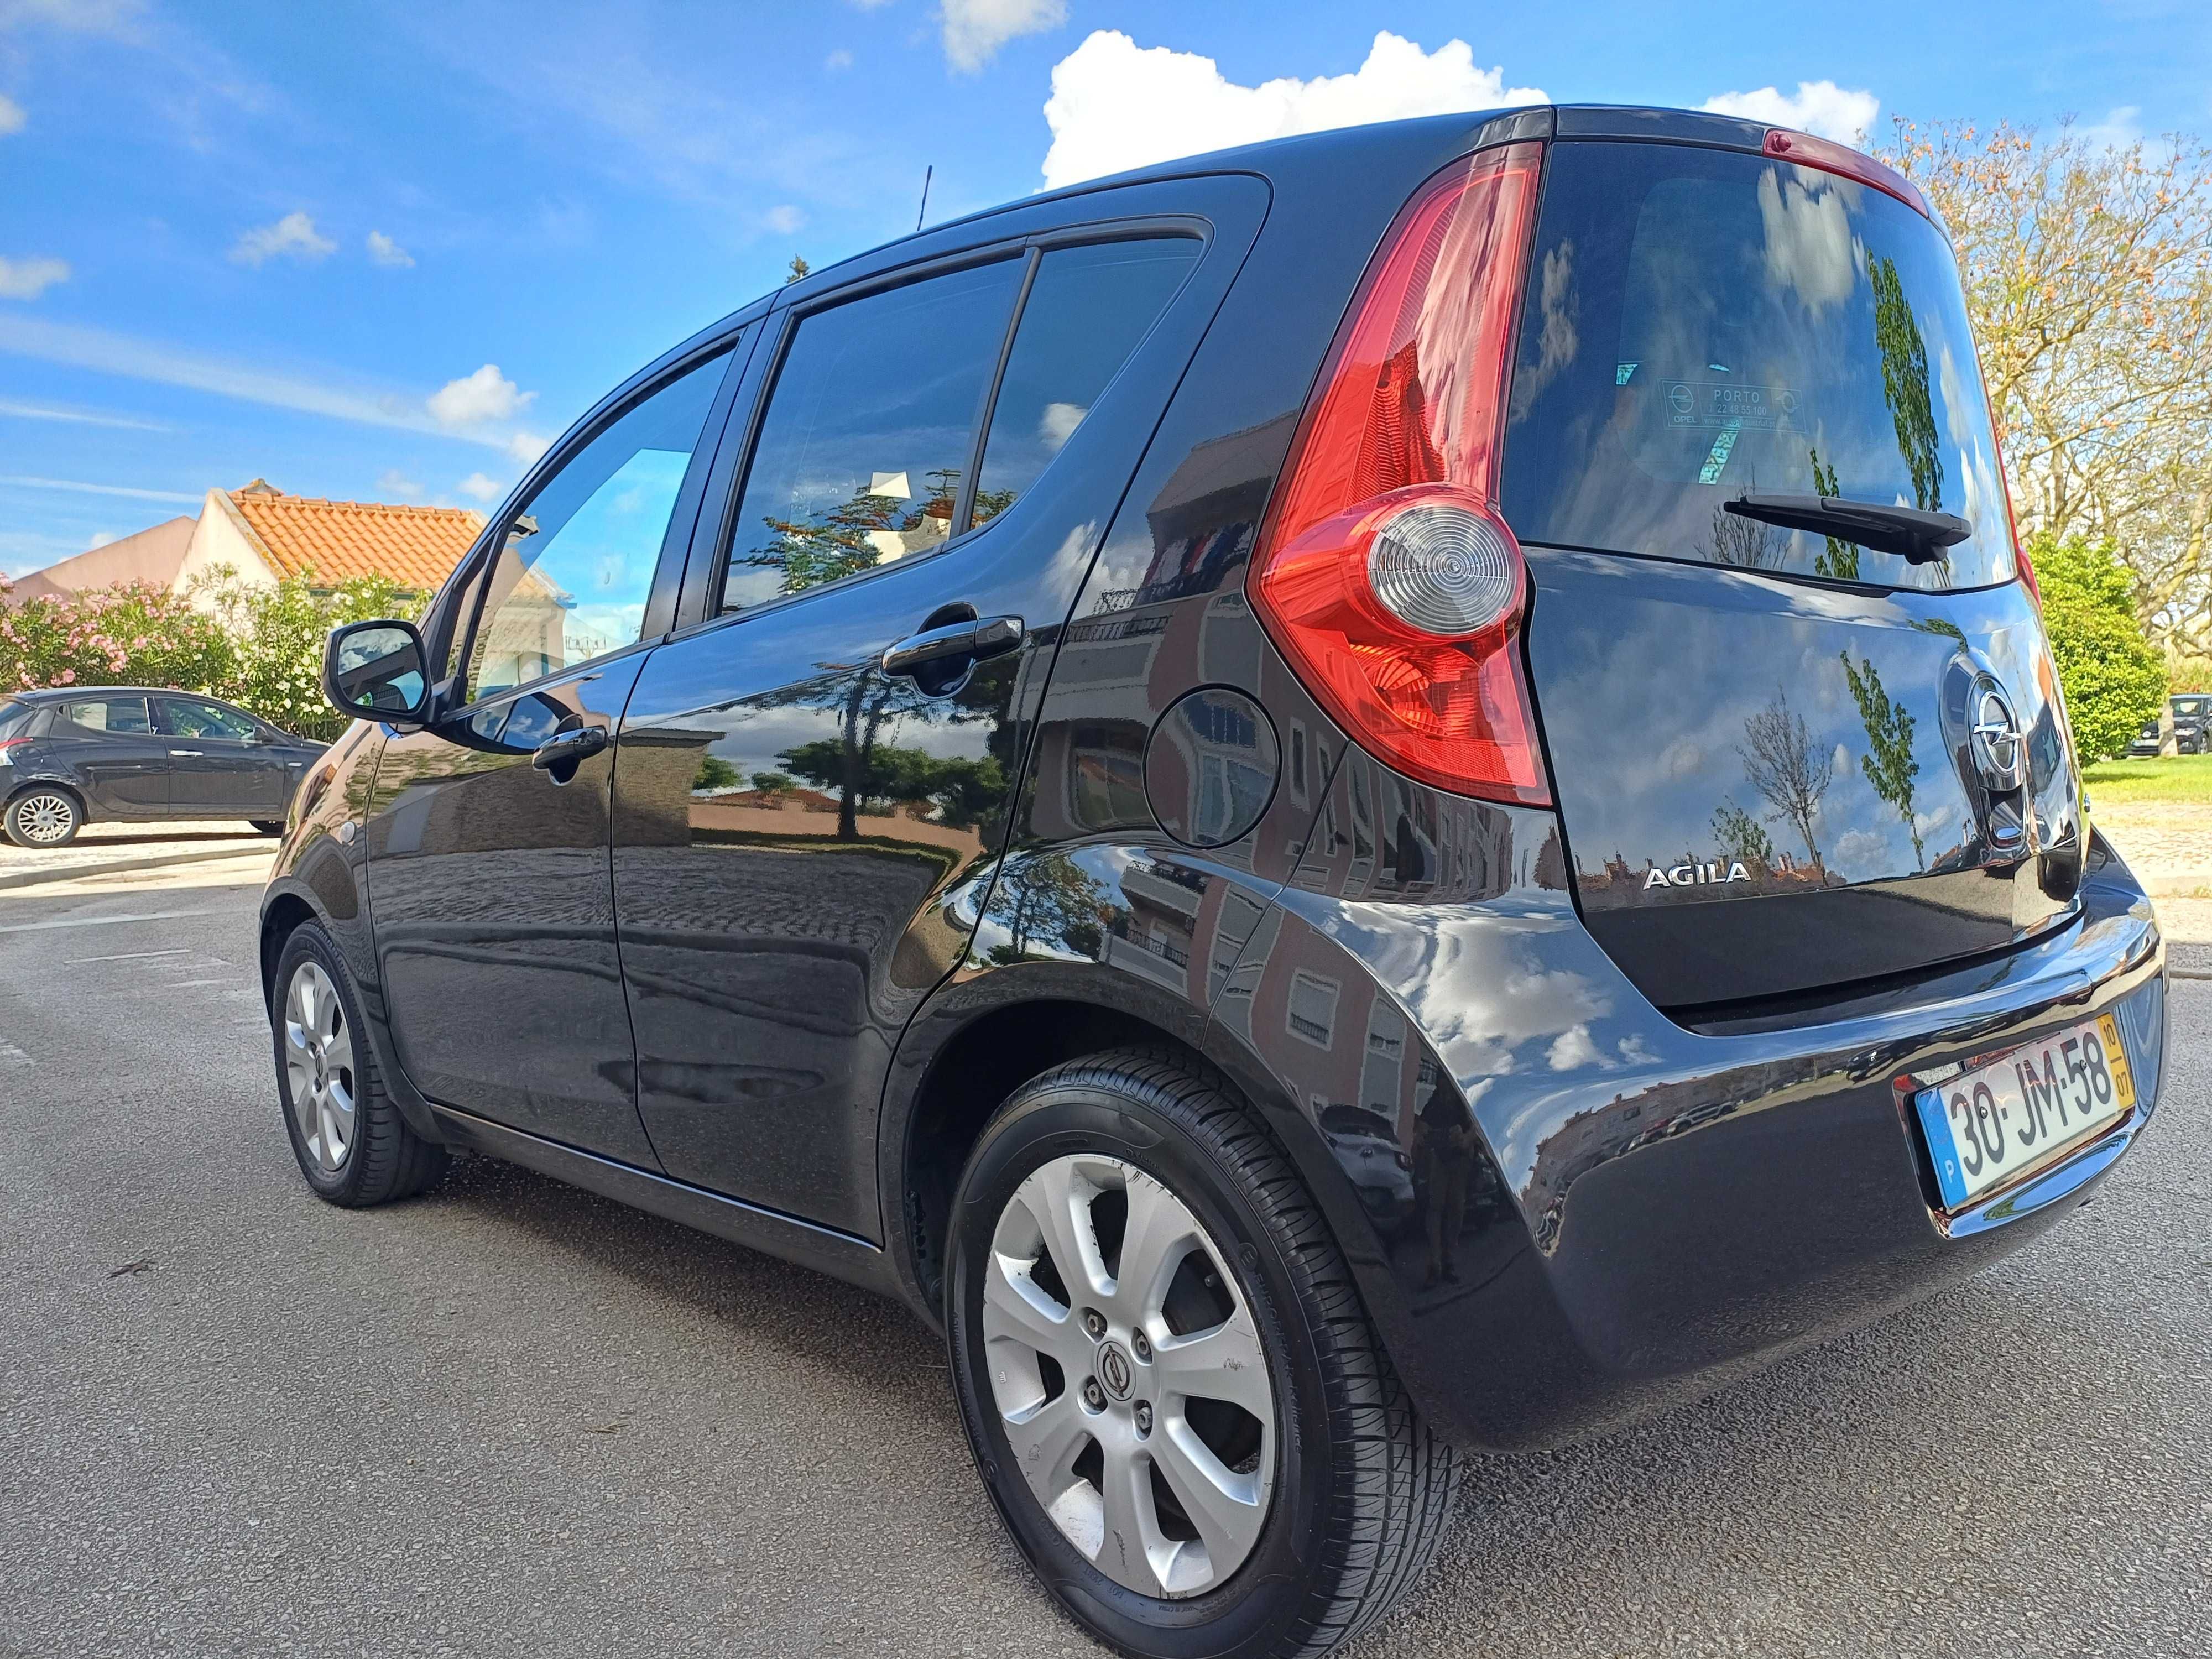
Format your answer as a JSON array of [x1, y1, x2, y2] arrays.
[[916, 164, 932, 232]]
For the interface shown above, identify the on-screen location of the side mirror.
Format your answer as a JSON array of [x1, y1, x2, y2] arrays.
[[324, 619, 431, 728]]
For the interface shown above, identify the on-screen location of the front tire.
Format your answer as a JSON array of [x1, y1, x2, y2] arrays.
[[946, 1050, 1459, 1659], [4, 787, 81, 847], [272, 922, 448, 1206]]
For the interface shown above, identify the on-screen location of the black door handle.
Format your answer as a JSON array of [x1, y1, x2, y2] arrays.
[[881, 614, 1024, 680], [531, 725, 609, 771]]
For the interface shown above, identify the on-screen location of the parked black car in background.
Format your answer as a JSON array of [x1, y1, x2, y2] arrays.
[[259, 106, 2164, 1659], [2127, 695, 2211, 758], [0, 686, 322, 846]]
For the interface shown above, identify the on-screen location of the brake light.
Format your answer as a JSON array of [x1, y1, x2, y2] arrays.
[[1762, 128, 1933, 222], [0, 738, 25, 760], [1248, 141, 1550, 806]]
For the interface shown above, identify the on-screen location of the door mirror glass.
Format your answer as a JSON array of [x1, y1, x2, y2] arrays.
[[325, 619, 430, 726]]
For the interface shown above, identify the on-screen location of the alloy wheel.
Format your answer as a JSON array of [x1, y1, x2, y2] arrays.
[[283, 961, 358, 1172], [12, 792, 75, 844], [980, 1152, 1276, 1599]]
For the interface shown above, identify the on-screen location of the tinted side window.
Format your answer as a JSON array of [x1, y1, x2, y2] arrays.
[[161, 699, 258, 740], [972, 239, 1198, 526], [466, 346, 731, 703], [56, 697, 152, 735], [721, 258, 1025, 612]]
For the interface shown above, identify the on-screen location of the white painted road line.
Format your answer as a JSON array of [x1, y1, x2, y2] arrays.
[[0, 1040, 27, 1067], [66, 947, 194, 965], [0, 909, 223, 936]]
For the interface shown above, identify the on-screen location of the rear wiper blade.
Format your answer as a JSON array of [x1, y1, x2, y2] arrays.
[[1723, 493, 1972, 565]]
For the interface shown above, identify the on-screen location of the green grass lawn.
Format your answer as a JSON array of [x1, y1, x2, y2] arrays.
[[2081, 753, 2212, 804]]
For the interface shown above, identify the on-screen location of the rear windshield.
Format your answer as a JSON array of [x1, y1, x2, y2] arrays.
[[1501, 140, 2015, 589]]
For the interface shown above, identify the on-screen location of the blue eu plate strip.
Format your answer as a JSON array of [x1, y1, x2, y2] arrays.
[[1914, 1087, 1971, 1210]]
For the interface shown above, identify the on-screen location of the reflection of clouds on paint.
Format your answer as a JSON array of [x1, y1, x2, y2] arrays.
[[1757, 167, 1864, 315], [1039, 401, 1087, 451], [1829, 826, 1888, 880], [1547, 1024, 1603, 1071]]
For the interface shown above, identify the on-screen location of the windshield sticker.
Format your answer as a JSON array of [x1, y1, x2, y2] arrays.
[[1616, 361, 1640, 385], [1668, 380, 1802, 432]]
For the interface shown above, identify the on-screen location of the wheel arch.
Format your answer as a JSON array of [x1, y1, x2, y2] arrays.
[[4, 775, 86, 824]]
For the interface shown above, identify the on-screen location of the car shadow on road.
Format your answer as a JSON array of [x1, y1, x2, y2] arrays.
[[416, 1150, 947, 1404]]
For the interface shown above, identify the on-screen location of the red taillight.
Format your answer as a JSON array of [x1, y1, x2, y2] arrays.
[[1762, 128, 1933, 222], [1248, 140, 1550, 806], [0, 738, 25, 755]]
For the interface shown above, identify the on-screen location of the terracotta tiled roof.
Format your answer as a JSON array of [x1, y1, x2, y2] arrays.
[[228, 489, 485, 591]]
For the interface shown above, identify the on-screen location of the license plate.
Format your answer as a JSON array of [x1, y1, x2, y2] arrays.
[[1913, 1015, 2135, 1209]]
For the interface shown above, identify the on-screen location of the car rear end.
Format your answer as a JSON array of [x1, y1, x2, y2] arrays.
[[1218, 106, 2165, 1446]]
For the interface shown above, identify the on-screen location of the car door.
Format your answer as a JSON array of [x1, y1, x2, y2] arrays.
[[613, 198, 1257, 1237], [45, 695, 169, 815], [363, 336, 744, 1163], [155, 696, 290, 817]]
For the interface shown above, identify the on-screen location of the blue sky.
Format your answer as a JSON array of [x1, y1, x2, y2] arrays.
[[1, 0, 2205, 578]]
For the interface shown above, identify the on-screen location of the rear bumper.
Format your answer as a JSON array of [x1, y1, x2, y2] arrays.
[[1236, 823, 2163, 1452]]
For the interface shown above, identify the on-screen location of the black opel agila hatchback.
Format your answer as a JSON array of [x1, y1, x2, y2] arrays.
[[262, 106, 2164, 1659]]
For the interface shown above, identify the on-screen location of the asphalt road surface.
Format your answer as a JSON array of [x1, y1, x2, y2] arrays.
[[3, 866, 2206, 1658]]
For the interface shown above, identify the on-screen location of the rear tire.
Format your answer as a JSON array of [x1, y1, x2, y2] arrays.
[[4, 787, 81, 848], [272, 921, 448, 1206], [945, 1049, 1459, 1659]]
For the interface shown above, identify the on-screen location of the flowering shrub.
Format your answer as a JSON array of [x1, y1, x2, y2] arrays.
[[0, 567, 422, 740], [0, 577, 237, 696], [195, 566, 424, 741]]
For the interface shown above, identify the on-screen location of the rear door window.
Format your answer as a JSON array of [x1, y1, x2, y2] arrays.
[[55, 696, 153, 735], [1501, 140, 2015, 589], [721, 258, 1026, 612], [970, 238, 1198, 526]]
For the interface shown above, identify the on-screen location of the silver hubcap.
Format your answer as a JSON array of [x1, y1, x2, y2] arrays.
[[13, 793, 72, 843], [982, 1154, 1276, 1599], [283, 961, 357, 1172]]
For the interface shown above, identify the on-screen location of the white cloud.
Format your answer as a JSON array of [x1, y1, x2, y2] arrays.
[[0, 255, 69, 300], [366, 229, 415, 268], [764, 204, 806, 234], [1039, 400, 1085, 450], [824, 48, 853, 70], [0, 312, 523, 451], [1041, 30, 1547, 190], [231, 210, 336, 267], [506, 430, 550, 466], [377, 467, 424, 500], [0, 94, 24, 135], [86, 530, 116, 550], [457, 471, 505, 503], [0, 473, 200, 504], [427, 363, 535, 428], [0, 398, 163, 430], [1702, 80, 1880, 147], [944, 0, 1066, 72]]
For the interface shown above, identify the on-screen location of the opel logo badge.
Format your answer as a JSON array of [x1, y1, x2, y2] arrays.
[[1097, 1340, 1135, 1401], [1969, 678, 2024, 792]]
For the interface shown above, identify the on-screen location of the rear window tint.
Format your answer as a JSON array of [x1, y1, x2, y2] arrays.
[[0, 699, 33, 739], [1501, 141, 2015, 589], [971, 238, 1198, 526]]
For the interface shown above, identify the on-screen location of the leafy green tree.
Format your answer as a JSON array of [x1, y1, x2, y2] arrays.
[[1709, 797, 1775, 870], [1869, 256, 1944, 513], [692, 754, 742, 792], [1808, 450, 1860, 582], [1841, 650, 1925, 868], [2030, 532, 2167, 760], [749, 769, 796, 797]]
